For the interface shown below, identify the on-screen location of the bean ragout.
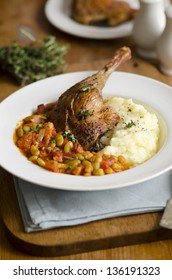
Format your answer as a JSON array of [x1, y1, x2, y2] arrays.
[[14, 103, 130, 176]]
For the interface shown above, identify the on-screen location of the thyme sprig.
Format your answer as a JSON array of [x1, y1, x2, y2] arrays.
[[0, 36, 69, 85]]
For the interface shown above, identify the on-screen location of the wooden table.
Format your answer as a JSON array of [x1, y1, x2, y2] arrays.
[[1, 0, 172, 260]]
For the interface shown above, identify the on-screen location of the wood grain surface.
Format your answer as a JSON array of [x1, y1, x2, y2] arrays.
[[1, 0, 172, 260]]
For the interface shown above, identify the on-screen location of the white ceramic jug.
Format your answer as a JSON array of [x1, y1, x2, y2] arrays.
[[156, 5, 172, 75], [132, 0, 166, 58]]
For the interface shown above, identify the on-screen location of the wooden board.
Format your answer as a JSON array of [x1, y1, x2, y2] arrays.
[[0, 167, 172, 257]]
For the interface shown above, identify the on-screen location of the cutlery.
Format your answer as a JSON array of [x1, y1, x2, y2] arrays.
[[160, 198, 172, 229]]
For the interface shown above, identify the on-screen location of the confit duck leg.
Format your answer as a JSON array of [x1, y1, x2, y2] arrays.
[[48, 46, 131, 151], [72, 0, 137, 26]]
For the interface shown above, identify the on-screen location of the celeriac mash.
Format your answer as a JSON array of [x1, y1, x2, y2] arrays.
[[102, 97, 160, 166]]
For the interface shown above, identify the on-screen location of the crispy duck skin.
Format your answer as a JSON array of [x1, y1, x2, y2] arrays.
[[71, 0, 137, 26], [48, 47, 131, 151]]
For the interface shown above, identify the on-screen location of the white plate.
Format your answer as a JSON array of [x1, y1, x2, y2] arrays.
[[45, 0, 170, 39], [0, 71, 172, 191], [44, 0, 139, 39]]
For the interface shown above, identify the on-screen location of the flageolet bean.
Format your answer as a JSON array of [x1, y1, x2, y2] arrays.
[[55, 134, 64, 146], [23, 125, 30, 133], [85, 165, 93, 173], [17, 126, 24, 137], [92, 162, 100, 170], [83, 151, 93, 160], [93, 168, 104, 176], [68, 159, 81, 168], [105, 167, 114, 174], [82, 160, 91, 168], [111, 162, 122, 172], [76, 153, 84, 160], [30, 144, 40, 156], [82, 160, 93, 173], [118, 155, 127, 165], [37, 157, 45, 167], [57, 163, 68, 169], [95, 154, 102, 163], [89, 155, 96, 162], [29, 155, 38, 162], [64, 141, 73, 153]]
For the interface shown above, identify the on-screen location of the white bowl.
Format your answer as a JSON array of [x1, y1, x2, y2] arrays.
[[0, 71, 172, 191]]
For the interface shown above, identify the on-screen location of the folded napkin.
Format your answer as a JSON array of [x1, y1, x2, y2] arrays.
[[14, 171, 172, 232]]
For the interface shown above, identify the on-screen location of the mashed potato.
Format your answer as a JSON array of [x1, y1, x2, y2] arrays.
[[101, 97, 160, 167]]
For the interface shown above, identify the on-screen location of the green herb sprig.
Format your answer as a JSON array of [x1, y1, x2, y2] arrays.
[[92, 142, 105, 152], [0, 36, 69, 85], [80, 85, 90, 92], [62, 130, 78, 143], [78, 110, 91, 119], [125, 120, 136, 128]]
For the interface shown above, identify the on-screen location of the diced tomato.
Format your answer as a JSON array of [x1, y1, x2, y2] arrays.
[[100, 155, 117, 170], [44, 160, 59, 173], [43, 122, 56, 146], [52, 150, 64, 162], [73, 143, 84, 153], [16, 132, 35, 152], [61, 138, 68, 148], [63, 152, 77, 160], [72, 166, 83, 175]]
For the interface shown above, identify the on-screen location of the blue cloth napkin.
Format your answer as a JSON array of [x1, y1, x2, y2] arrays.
[[14, 171, 172, 232]]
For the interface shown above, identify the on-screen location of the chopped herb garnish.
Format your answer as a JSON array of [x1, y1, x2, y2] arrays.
[[78, 110, 91, 119], [92, 142, 105, 152], [32, 124, 43, 132], [125, 120, 136, 128], [0, 36, 69, 85], [80, 85, 90, 92], [62, 130, 78, 143]]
